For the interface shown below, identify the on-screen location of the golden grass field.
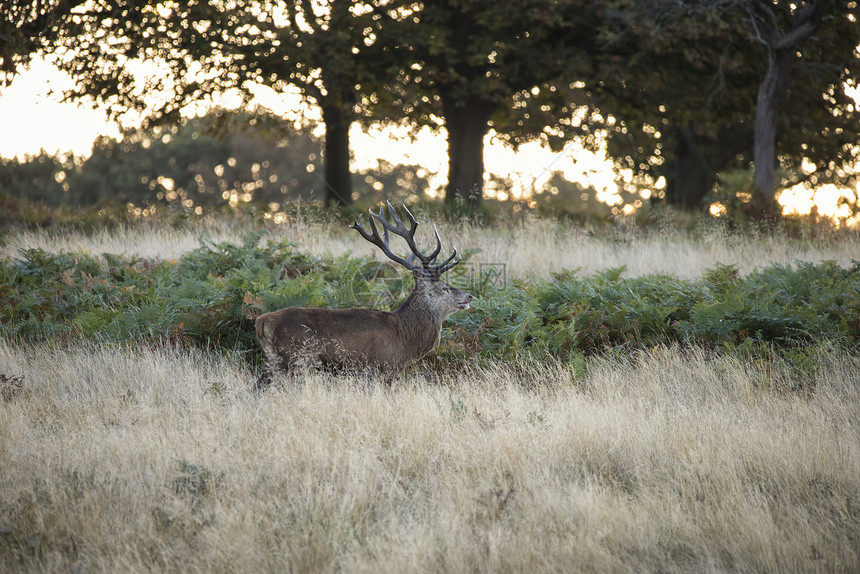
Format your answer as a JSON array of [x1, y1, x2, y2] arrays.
[[2, 218, 860, 572], [3, 214, 860, 279]]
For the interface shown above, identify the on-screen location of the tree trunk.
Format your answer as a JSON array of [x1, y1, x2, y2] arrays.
[[442, 97, 494, 211], [321, 103, 354, 207], [667, 126, 715, 210], [753, 49, 793, 205]]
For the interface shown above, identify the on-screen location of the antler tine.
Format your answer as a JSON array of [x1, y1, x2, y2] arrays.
[[435, 249, 460, 275], [371, 202, 426, 263], [351, 211, 423, 273], [385, 200, 408, 231], [352, 203, 461, 278], [366, 211, 388, 250], [350, 208, 426, 272], [427, 225, 444, 263], [373, 201, 420, 247], [350, 213, 369, 240]]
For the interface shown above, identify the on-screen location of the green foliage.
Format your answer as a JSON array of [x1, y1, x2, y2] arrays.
[[2, 239, 858, 368], [443, 260, 860, 364], [590, 1, 860, 210]]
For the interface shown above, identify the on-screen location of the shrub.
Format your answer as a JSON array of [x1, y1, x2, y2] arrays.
[[1, 237, 858, 367]]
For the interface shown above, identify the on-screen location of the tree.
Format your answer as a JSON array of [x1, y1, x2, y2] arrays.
[[587, 2, 757, 210], [247, 1, 411, 206], [742, 0, 845, 211], [0, 0, 87, 86], [389, 0, 601, 211], [23, 1, 409, 206], [590, 0, 860, 214]]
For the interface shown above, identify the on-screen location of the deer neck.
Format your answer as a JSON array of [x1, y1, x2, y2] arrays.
[[395, 288, 444, 356]]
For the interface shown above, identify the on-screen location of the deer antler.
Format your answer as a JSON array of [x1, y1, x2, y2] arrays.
[[350, 201, 460, 279]]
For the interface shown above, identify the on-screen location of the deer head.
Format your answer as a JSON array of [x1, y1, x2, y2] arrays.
[[350, 202, 471, 319]]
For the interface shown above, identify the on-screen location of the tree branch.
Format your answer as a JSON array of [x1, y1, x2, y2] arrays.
[[773, 19, 818, 50]]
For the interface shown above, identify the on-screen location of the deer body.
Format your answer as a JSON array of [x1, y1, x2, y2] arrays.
[[255, 204, 471, 388], [256, 307, 427, 373]]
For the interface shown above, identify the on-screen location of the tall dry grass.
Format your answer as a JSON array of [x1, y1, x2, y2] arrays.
[[3, 215, 859, 279], [2, 216, 859, 571], [1, 340, 858, 572]]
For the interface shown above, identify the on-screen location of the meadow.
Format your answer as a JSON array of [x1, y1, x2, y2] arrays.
[[3, 212, 860, 279], [1, 214, 860, 572]]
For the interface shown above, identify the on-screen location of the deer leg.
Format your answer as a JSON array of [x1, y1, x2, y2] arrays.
[[254, 364, 274, 392], [255, 344, 287, 392]]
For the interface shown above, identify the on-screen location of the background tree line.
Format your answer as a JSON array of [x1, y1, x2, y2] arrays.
[[1, 0, 858, 217], [0, 109, 619, 222]]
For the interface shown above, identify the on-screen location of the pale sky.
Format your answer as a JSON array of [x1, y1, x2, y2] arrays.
[[0, 58, 121, 158]]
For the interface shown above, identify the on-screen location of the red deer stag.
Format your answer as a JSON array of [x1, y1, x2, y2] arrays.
[[254, 202, 472, 388]]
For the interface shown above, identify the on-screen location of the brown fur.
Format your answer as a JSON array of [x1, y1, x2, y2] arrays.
[[255, 271, 471, 388]]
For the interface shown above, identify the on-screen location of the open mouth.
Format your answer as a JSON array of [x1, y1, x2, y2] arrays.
[[458, 302, 471, 310]]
